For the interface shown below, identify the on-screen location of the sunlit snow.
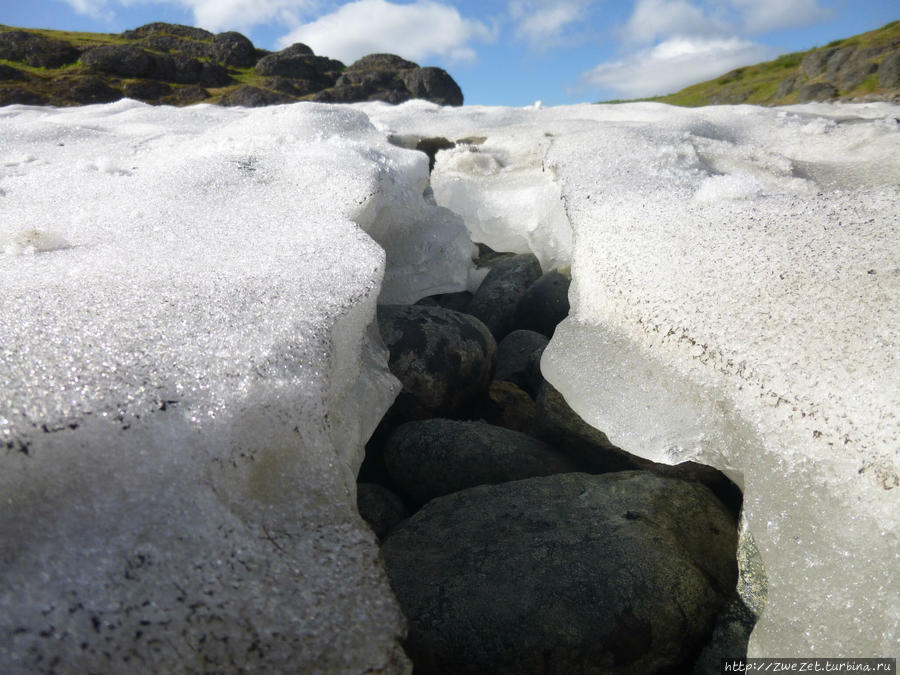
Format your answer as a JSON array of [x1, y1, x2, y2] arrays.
[[1, 97, 897, 667]]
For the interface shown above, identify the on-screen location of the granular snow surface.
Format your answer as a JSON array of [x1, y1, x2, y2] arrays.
[[1, 97, 898, 666]]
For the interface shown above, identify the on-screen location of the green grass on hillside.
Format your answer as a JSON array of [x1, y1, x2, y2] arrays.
[[601, 19, 900, 107]]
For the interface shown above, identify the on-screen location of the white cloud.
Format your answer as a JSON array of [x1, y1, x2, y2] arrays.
[[728, 0, 832, 34], [583, 36, 776, 98], [509, 0, 593, 48], [277, 0, 495, 64], [175, 0, 314, 33], [62, 0, 114, 20], [624, 0, 727, 43]]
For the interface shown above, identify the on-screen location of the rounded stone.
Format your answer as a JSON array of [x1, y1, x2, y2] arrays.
[[513, 270, 570, 338], [383, 419, 575, 506], [466, 253, 542, 341], [377, 304, 496, 420], [383, 471, 738, 674]]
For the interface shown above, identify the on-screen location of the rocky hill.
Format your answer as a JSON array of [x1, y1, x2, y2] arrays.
[[0, 22, 463, 107], [645, 20, 900, 106]]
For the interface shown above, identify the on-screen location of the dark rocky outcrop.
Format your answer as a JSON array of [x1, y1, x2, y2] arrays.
[[383, 419, 576, 506], [0, 30, 80, 68], [383, 471, 738, 674], [0, 23, 465, 107]]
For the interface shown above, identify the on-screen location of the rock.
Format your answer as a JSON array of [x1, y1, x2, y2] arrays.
[[348, 53, 418, 71], [466, 253, 543, 341], [800, 48, 837, 78], [795, 82, 839, 102], [121, 22, 214, 42], [0, 86, 48, 106], [0, 30, 80, 68], [0, 64, 28, 81], [124, 80, 173, 102], [263, 77, 322, 98], [476, 380, 539, 435], [210, 31, 257, 68], [494, 329, 548, 398], [217, 85, 296, 107], [879, 51, 900, 89], [254, 44, 343, 88], [48, 75, 122, 105], [382, 471, 738, 674], [402, 67, 464, 106], [513, 269, 570, 338], [377, 304, 495, 421], [824, 46, 855, 75], [415, 137, 456, 171], [82, 45, 154, 78], [837, 59, 877, 91], [775, 74, 798, 99], [165, 85, 208, 105], [357, 483, 409, 540], [332, 54, 449, 105], [414, 290, 472, 313], [535, 381, 645, 473], [383, 419, 575, 506], [141, 34, 209, 60]]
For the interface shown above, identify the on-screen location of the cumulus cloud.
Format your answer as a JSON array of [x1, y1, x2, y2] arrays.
[[623, 0, 727, 43], [277, 0, 495, 64], [509, 0, 594, 48], [584, 36, 776, 98], [728, 0, 832, 34], [177, 0, 314, 33]]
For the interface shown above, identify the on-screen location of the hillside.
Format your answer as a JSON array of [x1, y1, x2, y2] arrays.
[[643, 20, 900, 106], [0, 22, 463, 107]]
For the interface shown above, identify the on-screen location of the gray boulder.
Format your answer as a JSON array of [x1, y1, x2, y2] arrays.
[[210, 31, 257, 68], [82, 45, 155, 78], [513, 269, 571, 338], [377, 304, 496, 420], [383, 419, 575, 506], [383, 471, 738, 674], [218, 85, 296, 107], [254, 44, 343, 87], [48, 75, 122, 105], [123, 80, 172, 102], [402, 67, 463, 106], [494, 329, 548, 398], [0, 30, 80, 68], [357, 482, 409, 540], [466, 253, 543, 341]]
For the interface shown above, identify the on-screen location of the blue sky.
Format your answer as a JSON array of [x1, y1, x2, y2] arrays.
[[2, 1, 897, 106]]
